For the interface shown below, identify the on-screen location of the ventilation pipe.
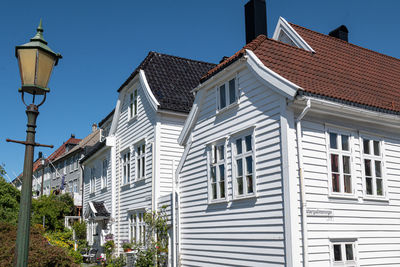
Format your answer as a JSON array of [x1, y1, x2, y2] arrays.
[[245, 0, 267, 43], [329, 25, 349, 42]]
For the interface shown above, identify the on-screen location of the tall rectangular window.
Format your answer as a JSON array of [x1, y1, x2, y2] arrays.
[[129, 89, 138, 119], [136, 143, 146, 180], [328, 132, 353, 194], [209, 142, 226, 201], [233, 134, 255, 198], [73, 180, 78, 193], [122, 152, 131, 185], [362, 138, 384, 197], [102, 159, 108, 189], [90, 167, 95, 193], [130, 211, 146, 245], [217, 78, 237, 110]]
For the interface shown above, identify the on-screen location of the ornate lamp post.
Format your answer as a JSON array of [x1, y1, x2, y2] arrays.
[[7, 20, 61, 267]]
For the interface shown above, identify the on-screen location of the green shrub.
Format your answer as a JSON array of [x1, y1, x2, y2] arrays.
[[72, 220, 86, 240]]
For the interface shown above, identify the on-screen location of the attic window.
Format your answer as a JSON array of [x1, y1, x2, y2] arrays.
[[278, 30, 296, 47]]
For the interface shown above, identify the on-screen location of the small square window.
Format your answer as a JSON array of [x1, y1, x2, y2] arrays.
[[331, 241, 357, 266]]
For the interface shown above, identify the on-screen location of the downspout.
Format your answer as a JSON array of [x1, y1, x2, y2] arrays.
[[296, 98, 311, 267], [80, 163, 84, 219], [151, 140, 156, 211], [171, 160, 176, 267]]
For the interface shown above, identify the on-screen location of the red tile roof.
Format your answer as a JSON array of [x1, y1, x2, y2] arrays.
[[202, 23, 400, 113], [46, 137, 81, 163]]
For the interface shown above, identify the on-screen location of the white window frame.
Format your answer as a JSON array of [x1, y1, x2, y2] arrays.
[[74, 155, 79, 171], [326, 128, 356, 197], [330, 239, 358, 266], [63, 160, 66, 175], [129, 210, 146, 245], [73, 180, 78, 193], [135, 141, 146, 180], [360, 134, 387, 199], [90, 167, 95, 194], [207, 138, 228, 203], [101, 158, 108, 189], [216, 75, 239, 112], [121, 150, 131, 185], [128, 88, 138, 120], [231, 129, 256, 199]]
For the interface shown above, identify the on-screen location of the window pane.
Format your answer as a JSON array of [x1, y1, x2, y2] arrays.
[[142, 158, 145, 177], [220, 181, 225, 198], [246, 156, 253, 174], [333, 244, 342, 261], [212, 184, 217, 199], [247, 175, 253, 194], [342, 135, 349, 151], [236, 138, 242, 154], [331, 154, 339, 173], [245, 135, 252, 152], [363, 139, 370, 154], [211, 166, 216, 182], [364, 159, 371, 177], [213, 146, 217, 164], [375, 161, 381, 177], [237, 177, 243, 195], [237, 159, 243, 177], [343, 156, 350, 174], [330, 133, 337, 149], [376, 179, 383, 196], [137, 159, 141, 178], [219, 85, 226, 109], [229, 79, 236, 104], [345, 244, 354, 261], [332, 173, 340, 192], [366, 177, 373, 195], [373, 140, 380, 156], [344, 175, 352, 193], [218, 145, 224, 160], [219, 164, 225, 181]]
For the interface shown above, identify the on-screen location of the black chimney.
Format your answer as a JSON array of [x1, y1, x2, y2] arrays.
[[38, 152, 43, 159], [245, 0, 267, 44], [329, 25, 349, 42]]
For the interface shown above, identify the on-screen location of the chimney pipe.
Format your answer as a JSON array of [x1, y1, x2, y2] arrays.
[[71, 134, 75, 138], [38, 152, 43, 159], [329, 25, 349, 42], [92, 123, 97, 133], [245, 0, 267, 44]]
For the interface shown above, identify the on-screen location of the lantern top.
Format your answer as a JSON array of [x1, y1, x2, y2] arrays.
[[15, 19, 62, 65]]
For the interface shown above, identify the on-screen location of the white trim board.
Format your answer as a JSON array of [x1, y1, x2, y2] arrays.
[[272, 17, 315, 53], [139, 69, 160, 111]]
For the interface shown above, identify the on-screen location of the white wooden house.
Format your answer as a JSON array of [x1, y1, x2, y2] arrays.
[[81, 52, 214, 258], [175, 15, 400, 267]]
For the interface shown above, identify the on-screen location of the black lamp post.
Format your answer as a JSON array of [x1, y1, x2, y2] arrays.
[[7, 20, 61, 267]]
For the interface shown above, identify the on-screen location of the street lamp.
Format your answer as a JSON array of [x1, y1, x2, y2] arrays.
[[7, 20, 61, 267]]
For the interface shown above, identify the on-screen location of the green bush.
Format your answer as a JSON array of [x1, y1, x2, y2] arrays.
[[0, 222, 78, 266], [0, 166, 20, 225], [72, 220, 86, 240]]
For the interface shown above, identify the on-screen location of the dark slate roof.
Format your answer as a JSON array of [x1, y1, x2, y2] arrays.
[[118, 52, 216, 113], [80, 141, 106, 164], [98, 109, 115, 127], [92, 201, 110, 217]]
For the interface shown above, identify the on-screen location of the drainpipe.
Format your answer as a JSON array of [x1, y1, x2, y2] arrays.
[[80, 163, 84, 219], [296, 98, 311, 267], [172, 160, 176, 267]]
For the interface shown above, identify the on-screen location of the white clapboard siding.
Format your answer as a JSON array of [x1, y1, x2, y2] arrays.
[[179, 67, 287, 266], [114, 81, 156, 249], [301, 119, 400, 266], [82, 150, 112, 219]]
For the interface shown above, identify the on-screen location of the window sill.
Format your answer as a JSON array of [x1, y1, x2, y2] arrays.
[[363, 196, 389, 202], [89, 192, 95, 196], [127, 115, 138, 123], [121, 183, 131, 189], [216, 101, 239, 116], [100, 187, 107, 192], [208, 198, 228, 205], [328, 193, 358, 200], [232, 193, 257, 201]]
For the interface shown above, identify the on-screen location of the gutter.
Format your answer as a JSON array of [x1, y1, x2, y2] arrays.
[[296, 98, 311, 267]]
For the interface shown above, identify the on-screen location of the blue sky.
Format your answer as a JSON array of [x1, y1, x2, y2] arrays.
[[1, 0, 399, 180]]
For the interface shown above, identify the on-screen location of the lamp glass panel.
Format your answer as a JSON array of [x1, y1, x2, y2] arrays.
[[36, 50, 55, 88], [18, 49, 37, 85]]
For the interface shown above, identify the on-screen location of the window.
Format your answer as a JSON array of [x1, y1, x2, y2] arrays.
[[74, 155, 78, 171], [328, 132, 353, 194], [362, 138, 384, 197], [73, 180, 78, 193], [122, 152, 131, 184], [217, 78, 237, 110], [331, 241, 357, 266], [233, 133, 255, 198], [208, 142, 226, 201], [90, 167, 95, 193], [63, 160, 66, 175], [129, 89, 138, 119], [69, 181, 73, 193], [102, 159, 108, 189], [136, 143, 146, 180], [129, 211, 146, 245], [66, 158, 70, 173]]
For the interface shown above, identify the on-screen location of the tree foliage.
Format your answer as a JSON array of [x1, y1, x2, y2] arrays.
[[0, 165, 20, 225], [0, 222, 79, 266], [32, 194, 74, 231]]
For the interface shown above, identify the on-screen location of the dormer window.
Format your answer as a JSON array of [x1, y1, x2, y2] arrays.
[[217, 78, 238, 111]]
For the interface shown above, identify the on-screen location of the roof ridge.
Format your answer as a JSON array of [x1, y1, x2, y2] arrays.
[[150, 51, 216, 66], [289, 22, 400, 62]]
